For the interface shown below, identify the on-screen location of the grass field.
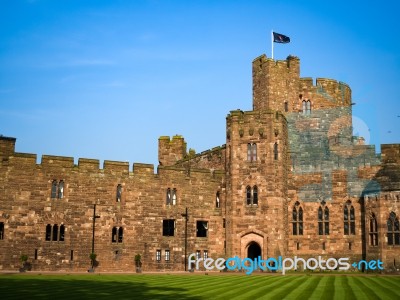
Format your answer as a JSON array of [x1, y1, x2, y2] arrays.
[[1, 273, 400, 300]]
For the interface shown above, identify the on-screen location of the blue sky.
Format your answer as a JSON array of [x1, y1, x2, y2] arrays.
[[1, 0, 399, 167]]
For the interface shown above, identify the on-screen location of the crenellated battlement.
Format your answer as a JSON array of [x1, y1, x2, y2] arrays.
[[252, 54, 352, 114], [158, 135, 187, 166]]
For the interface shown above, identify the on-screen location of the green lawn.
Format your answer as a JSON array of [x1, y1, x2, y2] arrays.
[[1, 273, 400, 300]]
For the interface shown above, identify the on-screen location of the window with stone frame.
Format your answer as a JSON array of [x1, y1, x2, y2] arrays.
[[51, 180, 57, 198], [216, 191, 220, 208], [166, 188, 177, 205], [165, 249, 170, 261], [344, 200, 355, 235], [0, 222, 4, 240], [247, 143, 257, 162], [112, 226, 124, 243], [196, 250, 201, 259], [302, 100, 311, 115], [274, 143, 278, 160], [156, 249, 161, 262], [116, 184, 122, 202], [196, 221, 208, 238], [203, 250, 208, 259], [45, 224, 65, 242], [292, 202, 303, 235], [369, 213, 378, 246], [387, 212, 400, 246], [162, 219, 175, 237], [246, 186, 258, 206], [318, 203, 329, 235], [58, 180, 64, 199]]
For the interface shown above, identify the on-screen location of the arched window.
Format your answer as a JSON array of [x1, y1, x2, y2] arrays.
[[292, 202, 303, 235], [51, 180, 57, 198], [116, 184, 122, 202], [318, 205, 329, 235], [166, 188, 171, 205], [172, 188, 177, 205], [246, 186, 251, 205], [216, 191, 220, 208], [58, 180, 64, 199], [118, 227, 123, 243], [387, 212, 400, 245], [52, 224, 58, 241], [370, 213, 378, 246], [344, 201, 355, 235], [112, 227, 117, 243], [274, 143, 278, 160], [59, 225, 65, 242], [302, 100, 307, 114], [45, 224, 51, 241], [253, 186, 258, 205]]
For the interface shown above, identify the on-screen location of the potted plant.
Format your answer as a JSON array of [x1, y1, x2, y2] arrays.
[[19, 254, 31, 272], [134, 254, 142, 273], [89, 253, 97, 272]]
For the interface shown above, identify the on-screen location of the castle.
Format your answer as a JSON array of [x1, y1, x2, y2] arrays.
[[1, 54, 399, 273]]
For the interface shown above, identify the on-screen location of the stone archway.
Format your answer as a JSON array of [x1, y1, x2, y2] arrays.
[[247, 241, 262, 260]]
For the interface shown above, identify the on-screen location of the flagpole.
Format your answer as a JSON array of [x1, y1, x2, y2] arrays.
[[271, 30, 274, 60]]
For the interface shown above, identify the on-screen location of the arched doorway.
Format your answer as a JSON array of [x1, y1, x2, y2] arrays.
[[247, 241, 262, 260]]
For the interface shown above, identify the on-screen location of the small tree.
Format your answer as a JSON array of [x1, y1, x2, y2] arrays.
[[89, 253, 97, 269], [135, 254, 142, 272], [19, 254, 30, 272]]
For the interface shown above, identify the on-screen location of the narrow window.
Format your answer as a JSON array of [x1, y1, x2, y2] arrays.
[[116, 184, 122, 202], [118, 227, 123, 243], [296, 242, 300, 250], [306, 100, 311, 115], [324, 207, 330, 235], [344, 201, 355, 235], [204, 250, 208, 259], [253, 186, 258, 205], [58, 180, 64, 199], [349, 242, 352, 250], [163, 219, 175, 237], [0, 222, 4, 240], [172, 188, 177, 205], [196, 250, 201, 259], [70, 250, 74, 261], [165, 249, 170, 261], [247, 144, 252, 161], [284, 101, 289, 112], [196, 221, 208, 238], [59, 224, 65, 242], [369, 213, 378, 246], [156, 250, 161, 262], [318, 205, 329, 235], [112, 227, 117, 243], [223, 218, 226, 229], [51, 180, 57, 198], [166, 188, 171, 205], [34, 249, 38, 260], [274, 143, 278, 160], [246, 186, 251, 205], [251, 143, 257, 162], [216, 191, 220, 208], [292, 202, 303, 235], [52, 224, 58, 241], [302, 100, 307, 114], [322, 242, 326, 250], [387, 212, 400, 245], [45, 224, 51, 241]]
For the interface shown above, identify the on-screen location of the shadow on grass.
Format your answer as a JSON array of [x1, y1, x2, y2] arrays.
[[0, 276, 203, 300]]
